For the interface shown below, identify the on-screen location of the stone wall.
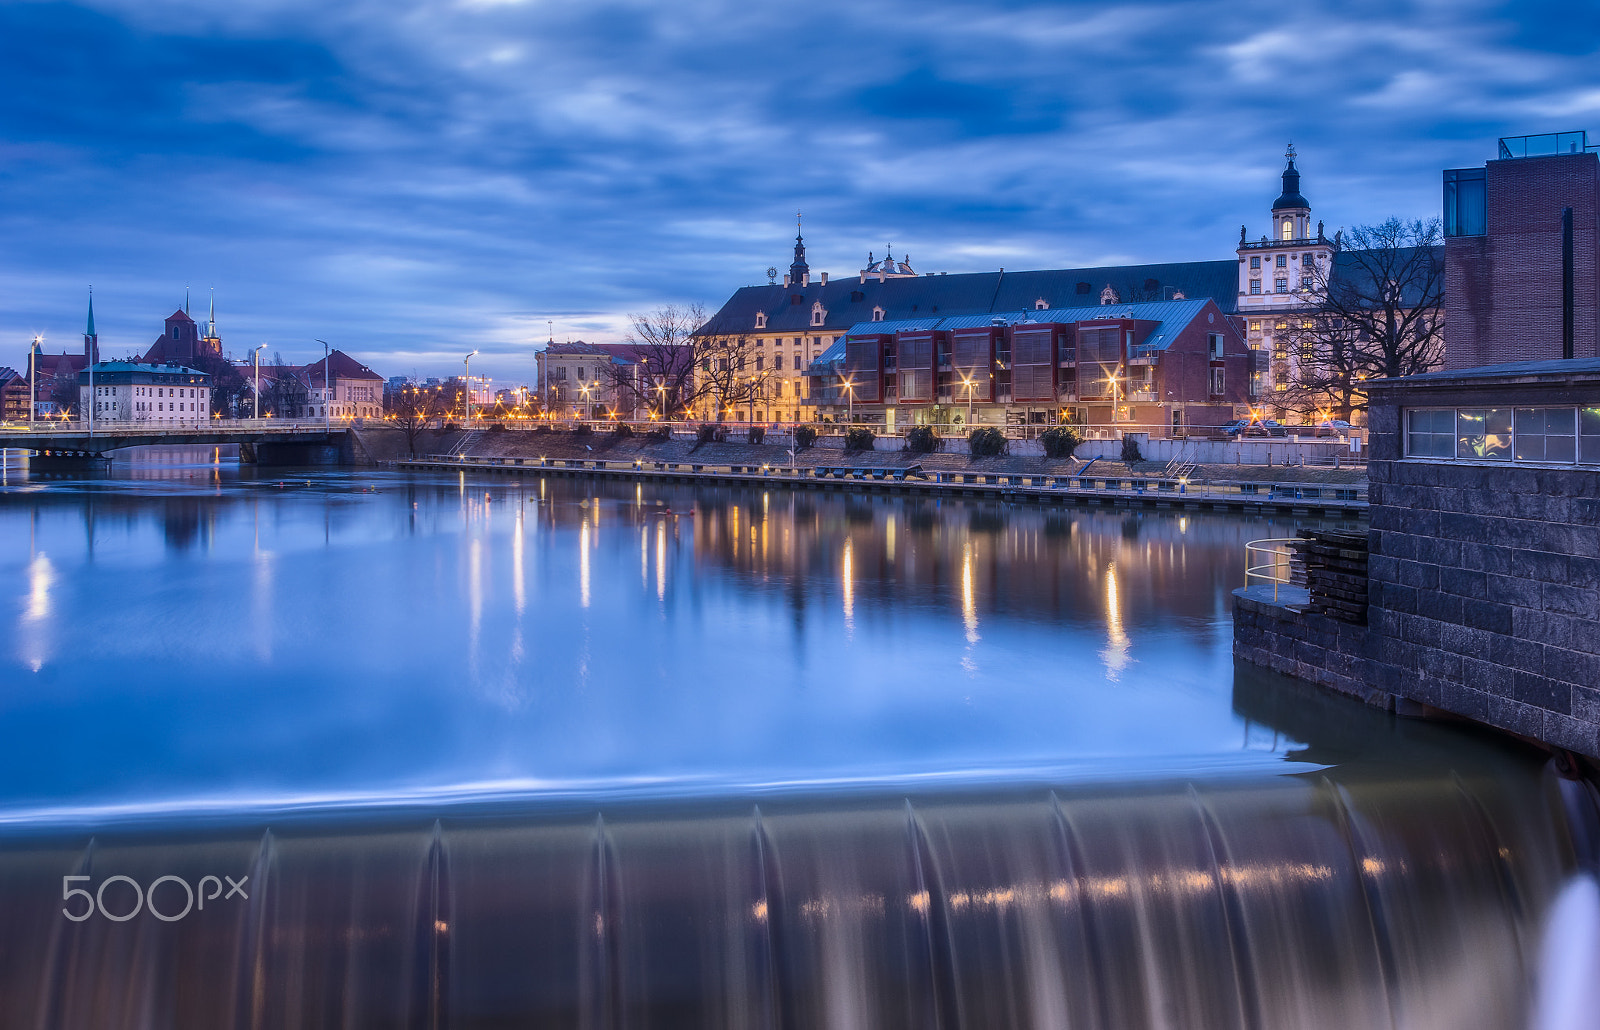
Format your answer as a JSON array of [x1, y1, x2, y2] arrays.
[[1232, 592, 1387, 708]]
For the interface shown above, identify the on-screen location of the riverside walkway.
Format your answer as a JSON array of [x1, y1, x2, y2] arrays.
[[394, 452, 1367, 518]]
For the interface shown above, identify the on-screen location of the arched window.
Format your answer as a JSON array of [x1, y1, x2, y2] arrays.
[[811, 301, 826, 327], [754, 311, 767, 329], [871, 306, 885, 322], [1035, 298, 1049, 310], [1281, 219, 1293, 241]]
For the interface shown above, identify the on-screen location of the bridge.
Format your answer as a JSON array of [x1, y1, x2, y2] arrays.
[[0, 419, 348, 460]]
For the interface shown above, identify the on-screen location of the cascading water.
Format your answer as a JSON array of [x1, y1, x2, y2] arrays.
[[0, 764, 1578, 1029]]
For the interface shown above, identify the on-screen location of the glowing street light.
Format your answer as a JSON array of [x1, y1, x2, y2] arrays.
[[463, 350, 478, 424], [960, 372, 976, 426], [839, 373, 855, 423]]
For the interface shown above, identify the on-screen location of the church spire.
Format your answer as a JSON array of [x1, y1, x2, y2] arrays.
[[208, 289, 216, 337], [84, 287, 98, 365], [788, 211, 809, 286]]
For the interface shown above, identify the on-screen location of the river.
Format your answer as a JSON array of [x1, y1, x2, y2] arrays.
[[0, 447, 1583, 1028]]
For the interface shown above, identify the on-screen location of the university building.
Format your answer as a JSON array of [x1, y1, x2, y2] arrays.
[[696, 147, 1381, 429], [79, 361, 212, 423]]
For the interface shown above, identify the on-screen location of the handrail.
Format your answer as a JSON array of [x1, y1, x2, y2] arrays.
[[1244, 537, 1300, 602]]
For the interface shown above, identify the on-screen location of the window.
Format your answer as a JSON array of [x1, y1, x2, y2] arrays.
[[1443, 167, 1487, 237], [1406, 409, 1453, 458], [1208, 367, 1225, 395], [1208, 333, 1225, 359], [1456, 408, 1512, 460], [755, 355, 764, 371], [1302, 253, 1314, 265], [1035, 298, 1049, 310], [811, 303, 826, 327], [1275, 278, 1289, 293], [1249, 321, 1261, 334], [754, 312, 767, 329], [1281, 219, 1293, 240], [1276, 254, 1287, 268], [1250, 280, 1261, 295], [1076, 282, 1091, 295], [1250, 256, 1260, 270], [1515, 408, 1577, 462], [872, 307, 884, 321], [1300, 276, 1313, 289], [793, 354, 802, 370], [1249, 371, 1262, 397]]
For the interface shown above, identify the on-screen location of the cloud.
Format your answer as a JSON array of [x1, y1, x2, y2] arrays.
[[1, 0, 1598, 382]]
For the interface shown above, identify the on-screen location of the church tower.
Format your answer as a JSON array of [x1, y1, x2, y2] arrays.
[[788, 214, 810, 287], [200, 289, 222, 357], [1272, 144, 1312, 242]]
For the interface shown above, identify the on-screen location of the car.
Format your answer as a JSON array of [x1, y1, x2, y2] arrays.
[[1316, 419, 1353, 436], [1220, 419, 1250, 438], [1259, 419, 1289, 437]]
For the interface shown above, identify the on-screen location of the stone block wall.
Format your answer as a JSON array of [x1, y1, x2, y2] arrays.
[[1232, 592, 1388, 708], [1365, 455, 1600, 754]]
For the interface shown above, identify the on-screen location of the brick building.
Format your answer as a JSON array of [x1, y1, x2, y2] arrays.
[[0, 367, 28, 421], [1444, 131, 1600, 369], [811, 298, 1250, 433]]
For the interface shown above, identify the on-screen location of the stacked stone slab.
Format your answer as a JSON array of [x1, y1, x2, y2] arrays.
[[1294, 530, 1369, 625]]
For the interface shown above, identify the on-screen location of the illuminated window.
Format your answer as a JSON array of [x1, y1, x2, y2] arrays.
[[1281, 219, 1293, 240]]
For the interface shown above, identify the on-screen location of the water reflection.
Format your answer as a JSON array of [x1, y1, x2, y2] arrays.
[[0, 450, 1370, 816]]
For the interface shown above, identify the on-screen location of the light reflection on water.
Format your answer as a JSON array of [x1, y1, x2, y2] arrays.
[[0, 448, 1367, 817]]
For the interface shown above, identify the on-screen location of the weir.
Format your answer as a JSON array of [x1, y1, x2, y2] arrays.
[[0, 766, 1576, 1029]]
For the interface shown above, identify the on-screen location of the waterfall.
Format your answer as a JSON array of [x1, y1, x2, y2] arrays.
[[1, 768, 1576, 1029]]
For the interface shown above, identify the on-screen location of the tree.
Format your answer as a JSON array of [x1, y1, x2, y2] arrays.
[[1283, 218, 1445, 419], [599, 304, 704, 420], [189, 350, 247, 417], [602, 303, 782, 422], [388, 384, 443, 456]]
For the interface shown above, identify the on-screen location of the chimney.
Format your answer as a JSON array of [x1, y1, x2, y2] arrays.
[[859, 272, 867, 285], [802, 272, 810, 287], [784, 274, 792, 288], [820, 272, 829, 286]]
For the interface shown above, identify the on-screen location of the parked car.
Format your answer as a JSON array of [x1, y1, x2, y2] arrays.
[[1259, 419, 1289, 437], [1316, 419, 1353, 436], [1220, 419, 1250, 438]]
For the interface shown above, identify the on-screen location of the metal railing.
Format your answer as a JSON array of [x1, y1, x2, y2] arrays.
[[0, 418, 343, 436], [1244, 537, 1300, 602]]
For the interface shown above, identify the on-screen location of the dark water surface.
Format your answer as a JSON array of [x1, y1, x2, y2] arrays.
[[1, 448, 1360, 818]]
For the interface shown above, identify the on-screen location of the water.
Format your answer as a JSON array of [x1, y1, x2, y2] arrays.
[[0, 449, 1583, 1027]]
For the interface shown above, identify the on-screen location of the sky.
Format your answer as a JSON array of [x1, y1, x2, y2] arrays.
[[2, 0, 1597, 386]]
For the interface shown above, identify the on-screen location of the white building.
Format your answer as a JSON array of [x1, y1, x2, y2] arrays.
[[78, 361, 211, 423]]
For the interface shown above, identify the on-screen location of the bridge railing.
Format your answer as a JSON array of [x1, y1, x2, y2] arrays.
[[0, 418, 340, 436]]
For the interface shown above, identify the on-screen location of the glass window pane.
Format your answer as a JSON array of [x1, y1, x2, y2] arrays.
[[1548, 434, 1577, 462]]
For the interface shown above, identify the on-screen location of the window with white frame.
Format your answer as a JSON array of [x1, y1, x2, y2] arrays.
[[1405, 406, 1600, 463]]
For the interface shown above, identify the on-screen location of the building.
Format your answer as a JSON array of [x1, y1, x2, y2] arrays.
[[809, 298, 1250, 433], [26, 294, 98, 415], [78, 361, 212, 423], [0, 368, 28, 421], [1234, 146, 1339, 401], [303, 351, 386, 420], [140, 293, 222, 366], [536, 340, 619, 418], [1443, 131, 1600, 369]]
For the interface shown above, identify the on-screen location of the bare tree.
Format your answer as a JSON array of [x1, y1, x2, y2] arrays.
[[689, 309, 782, 422], [388, 383, 443, 456], [597, 304, 704, 419], [1284, 217, 1445, 419]]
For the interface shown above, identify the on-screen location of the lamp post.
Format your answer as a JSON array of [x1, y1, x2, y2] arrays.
[[28, 335, 38, 426], [579, 382, 593, 422], [961, 373, 975, 427], [462, 350, 478, 424], [840, 373, 855, 423], [314, 340, 333, 432], [253, 344, 268, 420]]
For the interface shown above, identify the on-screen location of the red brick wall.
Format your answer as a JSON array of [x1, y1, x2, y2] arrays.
[[1445, 153, 1600, 369]]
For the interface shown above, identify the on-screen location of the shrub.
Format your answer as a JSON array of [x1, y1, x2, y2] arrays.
[[1120, 434, 1144, 463], [905, 425, 942, 454], [573, 423, 593, 438], [1040, 426, 1083, 459], [747, 426, 765, 445], [697, 424, 728, 445], [794, 424, 818, 449], [967, 426, 1007, 456], [646, 426, 670, 441], [488, 422, 507, 433], [442, 421, 460, 431], [845, 427, 875, 452], [612, 422, 634, 438]]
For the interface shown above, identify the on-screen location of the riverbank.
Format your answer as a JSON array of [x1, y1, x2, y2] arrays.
[[353, 426, 1368, 491]]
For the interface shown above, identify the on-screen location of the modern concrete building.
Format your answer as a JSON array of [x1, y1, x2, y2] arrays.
[[78, 361, 212, 424], [1443, 131, 1600, 370]]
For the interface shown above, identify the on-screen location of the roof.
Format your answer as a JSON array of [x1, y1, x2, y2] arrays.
[[1366, 356, 1600, 388], [304, 349, 384, 385], [77, 361, 210, 382], [811, 298, 1220, 371], [699, 259, 1243, 338], [165, 309, 196, 324], [540, 340, 610, 357]]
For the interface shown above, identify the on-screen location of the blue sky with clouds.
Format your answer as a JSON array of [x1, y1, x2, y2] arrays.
[[2, 0, 1597, 383]]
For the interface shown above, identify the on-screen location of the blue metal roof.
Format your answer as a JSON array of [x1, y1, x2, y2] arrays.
[[839, 298, 1215, 352]]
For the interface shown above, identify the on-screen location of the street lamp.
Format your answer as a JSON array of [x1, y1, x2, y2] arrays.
[[840, 373, 855, 423], [462, 350, 478, 424], [253, 344, 268, 420], [579, 382, 593, 421], [28, 335, 38, 426], [314, 340, 333, 432], [960, 373, 975, 427]]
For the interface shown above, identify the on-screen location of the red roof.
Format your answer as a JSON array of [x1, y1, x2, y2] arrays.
[[303, 349, 384, 386], [166, 309, 196, 323]]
